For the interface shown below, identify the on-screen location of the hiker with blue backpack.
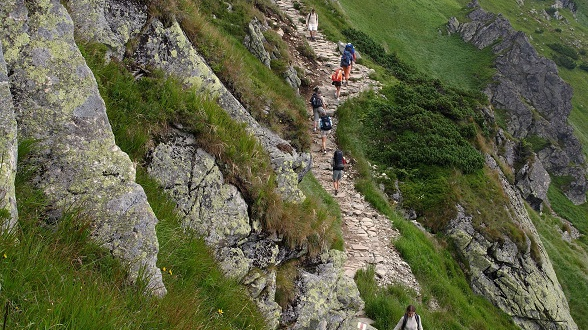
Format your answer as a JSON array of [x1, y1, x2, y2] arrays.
[[310, 87, 327, 132], [393, 305, 424, 330], [318, 108, 332, 153], [340, 44, 355, 85]]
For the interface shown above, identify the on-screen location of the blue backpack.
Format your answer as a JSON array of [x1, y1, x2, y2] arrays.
[[341, 50, 352, 67], [320, 115, 332, 130]]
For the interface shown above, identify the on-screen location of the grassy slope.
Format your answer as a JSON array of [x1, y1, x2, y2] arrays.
[[339, 0, 494, 91]]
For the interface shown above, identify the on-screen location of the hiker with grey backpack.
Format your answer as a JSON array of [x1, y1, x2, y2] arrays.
[[310, 87, 327, 132], [393, 305, 423, 330], [332, 150, 347, 195]]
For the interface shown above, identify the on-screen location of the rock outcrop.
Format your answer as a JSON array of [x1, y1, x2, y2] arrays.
[[448, 2, 587, 205], [66, 0, 147, 60], [244, 18, 272, 68], [446, 155, 577, 330], [147, 130, 363, 329], [281, 250, 364, 330], [0, 0, 165, 296], [0, 42, 18, 234]]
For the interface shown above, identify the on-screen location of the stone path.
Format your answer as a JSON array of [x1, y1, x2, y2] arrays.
[[275, 0, 421, 294]]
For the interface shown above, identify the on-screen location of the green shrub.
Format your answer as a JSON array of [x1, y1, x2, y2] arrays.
[[545, 7, 557, 15], [553, 54, 577, 69], [579, 62, 588, 72], [548, 43, 579, 60]]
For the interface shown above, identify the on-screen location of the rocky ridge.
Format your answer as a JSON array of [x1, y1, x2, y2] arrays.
[[448, 1, 587, 206]]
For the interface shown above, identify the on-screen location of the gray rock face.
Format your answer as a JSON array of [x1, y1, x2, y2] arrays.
[[284, 65, 302, 90], [515, 157, 551, 212], [147, 132, 253, 248], [446, 155, 577, 330], [0, 42, 18, 234], [449, 4, 586, 204], [131, 18, 311, 203], [282, 250, 364, 330], [244, 18, 272, 68], [1, 0, 165, 297], [65, 0, 147, 60], [146, 130, 281, 328]]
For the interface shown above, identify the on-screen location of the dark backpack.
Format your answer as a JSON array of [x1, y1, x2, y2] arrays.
[[319, 115, 332, 131], [340, 50, 352, 67], [310, 93, 323, 108], [333, 150, 345, 170], [401, 313, 421, 330]]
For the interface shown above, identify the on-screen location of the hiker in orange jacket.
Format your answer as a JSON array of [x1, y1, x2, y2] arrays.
[[331, 67, 343, 100]]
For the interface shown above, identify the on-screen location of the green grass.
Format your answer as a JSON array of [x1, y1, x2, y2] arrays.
[[533, 186, 588, 328], [0, 144, 266, 329], [337, 0, 495, 91]]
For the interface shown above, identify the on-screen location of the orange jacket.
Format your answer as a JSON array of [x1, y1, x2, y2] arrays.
[[331, 68, 343, 82]]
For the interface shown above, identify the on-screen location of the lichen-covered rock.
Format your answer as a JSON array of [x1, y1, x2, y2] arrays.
[[1, 0, 165, 297], [147, 132, 252, 248], [243, 269, 282, 330], [146, 130, 284, 328], [65, 0, 147, 60], [129, 18, 310, 203], [0, 42, 18, 234], [449, 3, 586, 204], [284, 65, 302, 90], [244, 18, 272, 68], [446, 155, 577, 330], [283, 250, 364, 330]]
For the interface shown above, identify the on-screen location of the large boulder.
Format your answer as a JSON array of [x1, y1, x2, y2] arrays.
[[244, 18, 272, 68], [446, 155, 577, 330], [146, 130, 282, 328], [65, 0, 147, 60], [0, 0, 165, 296], [147, 132, 253, 248], [0, 42, 18, 234], [449, 3, 586, 204], [515, 157, 551, 212], [282, 250, 364, 330]]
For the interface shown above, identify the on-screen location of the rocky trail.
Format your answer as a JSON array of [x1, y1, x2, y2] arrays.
[[275, 0, 421, 296]]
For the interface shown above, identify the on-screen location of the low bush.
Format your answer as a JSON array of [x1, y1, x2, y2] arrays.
[[548, 43, 579, 60], [553, 54, 577, 69]]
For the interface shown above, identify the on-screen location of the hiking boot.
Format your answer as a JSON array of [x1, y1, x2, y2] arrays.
[[335, 189, 338, 195]]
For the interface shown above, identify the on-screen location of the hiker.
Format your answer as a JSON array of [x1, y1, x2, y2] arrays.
[[346, 43, 357, 73], [310, 87, 326, 132], [318, 109, 332, 153], [332, 149, 347, 195], [393, 305, 423, 330], [331, 67, 343, 100], [306, 8, 318, 41], [340, 44, 354, 85]]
